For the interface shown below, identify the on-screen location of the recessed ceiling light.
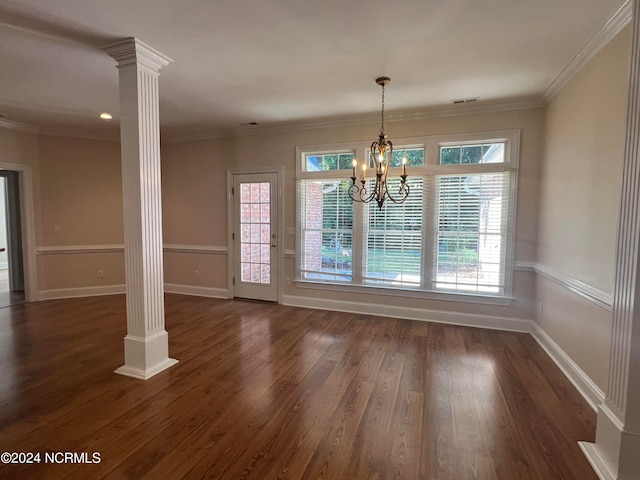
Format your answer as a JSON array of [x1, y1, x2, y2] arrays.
[[99, 112, 113, 120]]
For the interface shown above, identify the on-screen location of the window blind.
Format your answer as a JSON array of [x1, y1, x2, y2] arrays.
[[434, 172, 509, 294], [298, 179, 353, 282], [364, 177, 424, 287]]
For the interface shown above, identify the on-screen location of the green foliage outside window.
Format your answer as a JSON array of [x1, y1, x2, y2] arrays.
[[306, 153, 355, 171], [440, 145, 493, 165], [369, 148, 424, 168]]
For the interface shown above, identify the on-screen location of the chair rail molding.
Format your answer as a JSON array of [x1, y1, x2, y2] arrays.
[[515, 261, 613, 310], [36, 244, 228, 255]]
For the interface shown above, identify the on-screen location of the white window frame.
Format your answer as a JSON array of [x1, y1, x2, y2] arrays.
[[295, 129, 520, 306]]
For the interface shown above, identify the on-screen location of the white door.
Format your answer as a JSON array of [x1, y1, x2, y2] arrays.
[[233, 173, 278, 301]]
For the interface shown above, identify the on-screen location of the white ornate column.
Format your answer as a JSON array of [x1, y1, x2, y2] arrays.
[[580, 2, 640, 478], [103, 38, 178, 380]]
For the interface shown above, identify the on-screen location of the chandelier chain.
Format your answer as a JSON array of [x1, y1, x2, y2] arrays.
[[380, 84, 385, 133]]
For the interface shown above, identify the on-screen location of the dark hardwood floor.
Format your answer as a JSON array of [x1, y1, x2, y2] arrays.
[[0, 294, 597, 479]]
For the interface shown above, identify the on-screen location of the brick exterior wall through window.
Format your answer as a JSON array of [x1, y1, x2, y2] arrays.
[[304, 182, 323, 271]]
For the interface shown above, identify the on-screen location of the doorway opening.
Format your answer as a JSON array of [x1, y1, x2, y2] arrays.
[[0, 171, 25, 307]]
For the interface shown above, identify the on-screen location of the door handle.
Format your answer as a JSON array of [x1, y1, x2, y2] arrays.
[[271, 243, 277, 248]]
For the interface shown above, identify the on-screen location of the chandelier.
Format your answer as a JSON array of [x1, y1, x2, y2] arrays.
[[348, 76, 409, 210]]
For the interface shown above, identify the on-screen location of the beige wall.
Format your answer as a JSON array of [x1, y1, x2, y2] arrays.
[[0, 128, 41, 243], [535, 25, 632, 390], [161, 138, 233, 288], [539, 27, 630, 291], [161, 138, 232, 246], [37, 135, 124, 290], [37, 252, 125, 291], [0, 127, 39, 167], [162, 107, 544, 318]]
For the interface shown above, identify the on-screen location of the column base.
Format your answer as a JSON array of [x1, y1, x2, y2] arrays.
[[115, 331, 178, 380], [579, 441, 615, 480], [579, 404, 640, 480]]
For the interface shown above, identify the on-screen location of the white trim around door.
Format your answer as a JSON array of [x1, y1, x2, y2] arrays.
[[0, 162, 37, 302], [227, 167, 284, 303]]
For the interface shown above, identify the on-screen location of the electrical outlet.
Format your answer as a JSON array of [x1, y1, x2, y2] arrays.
[[195, 270, 200, 278], [285, 277, 291, 286], [97, 270, 104, 278]]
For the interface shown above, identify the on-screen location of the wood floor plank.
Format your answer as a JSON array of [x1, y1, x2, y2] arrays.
[[0, 294, 598, 480]]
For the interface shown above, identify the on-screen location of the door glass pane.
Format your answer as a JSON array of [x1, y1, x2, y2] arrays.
[[240, 181, 271, 284]]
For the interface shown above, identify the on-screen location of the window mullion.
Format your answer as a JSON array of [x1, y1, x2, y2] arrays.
[[352, 199, 364, 285], [423, 174, 437, 290], [350, 144, 367, 286]]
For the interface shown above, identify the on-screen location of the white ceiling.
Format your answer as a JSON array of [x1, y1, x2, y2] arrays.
[[0, 0, 629, 139]]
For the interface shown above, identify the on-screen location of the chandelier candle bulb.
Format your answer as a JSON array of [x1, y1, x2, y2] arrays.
[[402, 157, 407, 176], [352, 159, 357, 178], [362, 163, 367, 180]]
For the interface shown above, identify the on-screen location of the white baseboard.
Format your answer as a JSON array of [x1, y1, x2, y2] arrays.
[[37, 284, 126, 300], [530, 322, 605, 411], [38, 284, 231, 301], [579, 442, 615, 480], [282, 294, 533, 333], [164, 283, 231, 299]]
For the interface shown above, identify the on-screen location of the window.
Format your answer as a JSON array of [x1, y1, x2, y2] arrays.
[[435, 172, 509, 293], [364, 176, 424, 287], [299, 179, 353, 282], [296, 131, 518, 300]]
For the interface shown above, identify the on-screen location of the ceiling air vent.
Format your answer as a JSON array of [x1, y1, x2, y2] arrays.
[[452, 98, 479, 105]]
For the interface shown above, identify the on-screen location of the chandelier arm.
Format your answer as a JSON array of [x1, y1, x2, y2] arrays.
[[348, 181, 377, 203], [383, 180, 410, 204]]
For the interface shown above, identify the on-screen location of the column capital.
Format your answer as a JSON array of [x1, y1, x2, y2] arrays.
[[102, 37, 172, 72]]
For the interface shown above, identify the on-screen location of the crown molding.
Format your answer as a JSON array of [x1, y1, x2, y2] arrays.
[[161, 96, 543, 143], [0, 95, 543, 143], [541, 0, 632, 104], [0, 118, 38, 134], [2, 3, 630, 144]]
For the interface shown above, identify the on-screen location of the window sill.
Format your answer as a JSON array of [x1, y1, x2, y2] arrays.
[[294, 279, 514, 306]]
